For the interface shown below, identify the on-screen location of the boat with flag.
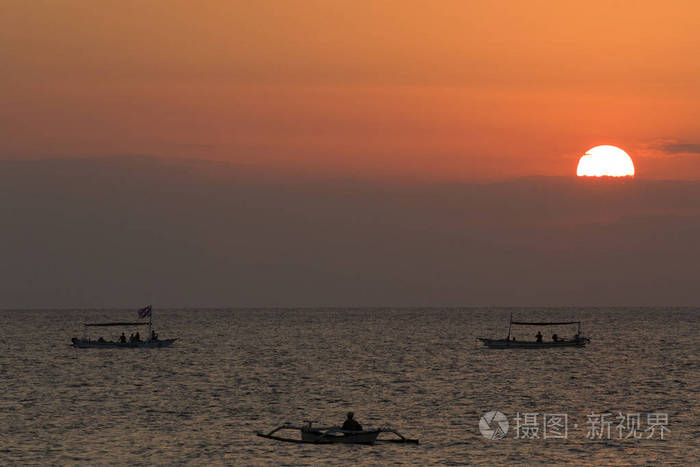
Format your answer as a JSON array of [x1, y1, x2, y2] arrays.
[[478, 313, 590, 348], [71, 305, 177, 348]]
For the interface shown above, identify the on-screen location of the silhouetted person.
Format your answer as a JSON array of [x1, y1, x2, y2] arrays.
[[342, 412, 363, 431], [120, 332, 126, 343], [536, 331, 543, 343], [552, 333, 558, 342], [151, 330, 158, 341], [135, 332, 140, 342]]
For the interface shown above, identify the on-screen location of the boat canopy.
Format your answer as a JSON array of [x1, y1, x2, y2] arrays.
[[511, 321, 580, 326], [85, 322, 149, 326]]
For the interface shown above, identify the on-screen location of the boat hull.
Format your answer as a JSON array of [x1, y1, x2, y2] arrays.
[[257, 425, 418, 445], [71, 338, 177, 348], [478, 338, 588, 349], [301, 429, 381, 444], [257, 429, 381, 445]]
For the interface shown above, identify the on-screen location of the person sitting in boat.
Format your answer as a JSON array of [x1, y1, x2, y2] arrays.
[[119, 332, 127, 343], [151, 330, 158, 341], [98, 336, 105, 343], [342, 412, 363, 432], [536, 331, 543, 343], [552, 333, 559, 342], [135, 332, 141, 342]]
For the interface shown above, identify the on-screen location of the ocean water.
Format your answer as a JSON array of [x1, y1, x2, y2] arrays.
[[1, 308, 698, 465]]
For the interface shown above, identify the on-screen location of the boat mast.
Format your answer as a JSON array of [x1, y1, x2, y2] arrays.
[[149, 309, 152, 338], [507, 312, 513, 339]]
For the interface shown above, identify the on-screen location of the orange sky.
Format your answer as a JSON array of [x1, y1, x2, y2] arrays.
[[1, 0, 699, 180]]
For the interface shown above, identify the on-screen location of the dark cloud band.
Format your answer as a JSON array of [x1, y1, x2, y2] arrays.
[[659, 143, 700, 155]]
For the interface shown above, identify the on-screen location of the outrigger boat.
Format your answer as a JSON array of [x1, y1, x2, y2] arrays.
[[256, 422, 419, 445], [478, 314, 590, 349], [71, 305, 177, 348]]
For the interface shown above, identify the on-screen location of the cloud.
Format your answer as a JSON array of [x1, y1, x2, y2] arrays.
[[1, 156, 700, 307], [657, 142, 700, 155]]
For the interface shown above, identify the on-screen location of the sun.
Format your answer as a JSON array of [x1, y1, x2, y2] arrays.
[[576, 145, 635, 177]]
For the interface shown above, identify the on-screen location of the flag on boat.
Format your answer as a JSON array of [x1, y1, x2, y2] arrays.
[[138, 305, 152, 319]]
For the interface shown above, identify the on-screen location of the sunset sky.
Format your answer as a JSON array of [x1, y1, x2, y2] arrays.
[[2, 0, 699, 180], [2, 1, 700, 307]]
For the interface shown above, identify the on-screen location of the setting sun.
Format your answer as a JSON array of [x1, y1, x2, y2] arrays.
[[576, 145, 635, 177]]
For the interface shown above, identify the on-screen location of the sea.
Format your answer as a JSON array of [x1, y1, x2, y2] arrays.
[[1, 308, 698, 465]]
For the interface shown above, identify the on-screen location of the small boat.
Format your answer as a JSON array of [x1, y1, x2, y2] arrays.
[[478, 313, 590, 349], [256, 422, 419, 445], [71, 305, 177, 349], [70, 337, 177, 348]]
